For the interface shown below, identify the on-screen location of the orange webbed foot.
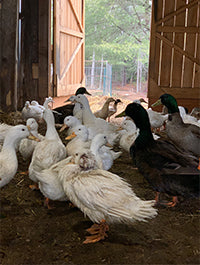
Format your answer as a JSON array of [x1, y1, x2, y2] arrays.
[[83, 220, 109, 244], [29, 183, 39, 190]]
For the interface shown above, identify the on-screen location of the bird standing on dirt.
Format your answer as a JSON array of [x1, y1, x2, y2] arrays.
[[58, 151, 157, 244], [107, 99, 122, 122], [116, 102, 200, 207], [94, 97, 115, 120]]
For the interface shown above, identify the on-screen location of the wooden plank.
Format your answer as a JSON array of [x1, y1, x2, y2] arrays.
[[183, 4, 197, 87], [156, 33, 200, 66], [55, 0, 85, 96], [160, 1, 174, 87], [148, 78, 199, 99], [60, 26, 84, 38], [148, 0, 163, 93], [68, 0, 84, 33], [157, 26, 200, 33], [60, 38, 84, 80], [0, 0, 18, 111], [155, 0, 198, 25], [38, 0, 49, 102]]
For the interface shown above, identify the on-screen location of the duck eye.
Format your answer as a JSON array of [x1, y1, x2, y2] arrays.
[[75, 153, 78, 156], [22, 128, 25, 131]]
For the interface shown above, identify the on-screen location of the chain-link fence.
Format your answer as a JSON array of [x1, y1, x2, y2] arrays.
[[85, 60, 112, 96]]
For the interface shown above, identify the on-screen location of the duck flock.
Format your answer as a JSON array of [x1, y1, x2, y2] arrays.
[[0, 87, 199, 244]]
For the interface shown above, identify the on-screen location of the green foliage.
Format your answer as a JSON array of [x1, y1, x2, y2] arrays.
[[85, 0, 152, 82]]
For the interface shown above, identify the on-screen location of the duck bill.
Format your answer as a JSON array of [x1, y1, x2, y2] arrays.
[[59, 124, 68, 132], [151, 99, 162, 107], [116, 126, 123, 131], [28, 134, 40, 142], [85, 89, 91, 96], [65, 132, 77, 140], [105, 142, 112, 148], [115, 110, 126, 118], [140, 98, 147, 103]]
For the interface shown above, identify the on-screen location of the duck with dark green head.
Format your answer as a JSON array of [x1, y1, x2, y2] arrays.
[[116, 102, 199, 207], [152, 94, 200, 157], [53, 87, 91, 124]]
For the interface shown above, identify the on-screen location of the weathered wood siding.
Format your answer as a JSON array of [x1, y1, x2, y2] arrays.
[[0, 0, 18, 111], [148, 0, 200, 111], [54, 0, 85, 96]]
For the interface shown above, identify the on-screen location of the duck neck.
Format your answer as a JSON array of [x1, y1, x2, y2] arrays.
[[90, 141, 101, 155], [135, 128, 154, 149], [81, 100, 96, 124], [45, 113, 60, 141], [2, 135, 20, 159]]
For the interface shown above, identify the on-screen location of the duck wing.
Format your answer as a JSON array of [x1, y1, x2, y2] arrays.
[[130, 139, 199, 197], [53, 104, 74, 124]]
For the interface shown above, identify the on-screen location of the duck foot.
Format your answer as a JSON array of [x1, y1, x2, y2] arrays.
[[44, 197, 54, 209], [159, 196, 178, 208], [20, 171, 29, 176], [83, 219, 109, 244], [155, 192, 178, 208], [29, 183, 39, 190]]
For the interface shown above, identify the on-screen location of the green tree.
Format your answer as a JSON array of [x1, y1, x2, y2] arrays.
[[85, 0, 151, 83]]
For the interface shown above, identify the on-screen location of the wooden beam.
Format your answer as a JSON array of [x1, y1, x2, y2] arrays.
[[148, 78, 200, 99], [60, 38, 84, 80], [155, 33, 200, 67], [68, 0, 84, 33], [155, 0, 198, 25], [60, 26, 84, 38], [157, 26, 200, 33], [38, 0, 49, 101]]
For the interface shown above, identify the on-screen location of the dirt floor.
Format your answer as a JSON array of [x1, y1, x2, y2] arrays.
[[0, 91, 200, 265]]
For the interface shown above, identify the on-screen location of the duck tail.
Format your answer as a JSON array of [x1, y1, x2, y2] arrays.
[[130, 200, 158, 222]]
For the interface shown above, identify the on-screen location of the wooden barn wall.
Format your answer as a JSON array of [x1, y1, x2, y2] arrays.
[[0, 0, 50, 112], [148, 0, 200, 112], [0, 0, 18, 112], [18, 0, 50, 109], [54, 0, 85, 96]]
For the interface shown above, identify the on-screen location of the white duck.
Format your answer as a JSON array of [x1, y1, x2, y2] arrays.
[[117, 120, 139, 152], [74, 94, 119, 144], [117, 120, 159, 152], [60, 115, 81, 136], [0, 125, 31, 188], [34, 156, 73, 208], [65, 95, 83, 123], [28, 108, 67, 189], [22, 97, 54, 122], [90, 133, 122, 170], [19, 118, 44, 160], [0, 123, 13, 146], [65, 125, 91, 156], [147, 108, 168, 131], [58, 151, 157, 243]]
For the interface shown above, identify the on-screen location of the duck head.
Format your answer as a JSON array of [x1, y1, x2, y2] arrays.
[[116, 103, 151, 131], [75, 86, 91, 96], [152, 94, 179, 114]]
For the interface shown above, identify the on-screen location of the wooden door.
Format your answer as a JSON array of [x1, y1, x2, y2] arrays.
[[54, 0, 85, 97], [148, 0, 200, 111]]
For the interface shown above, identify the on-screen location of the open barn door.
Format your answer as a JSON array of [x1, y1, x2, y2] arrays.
[[148, 0, 200, 111], [53, 0, 85, 97]]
